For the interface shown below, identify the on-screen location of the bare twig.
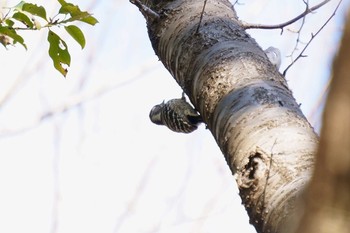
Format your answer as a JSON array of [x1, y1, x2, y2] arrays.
[[198, 0, 245, 33], [233, 0, 243, 7], [196, 0, 208, 34], [241, 0, 331, 30], [261, 139, 277, 212], [50, 123, 62, 233], [287, 0, 309, 60], [0, 61, 158, 138], [130, 0, 160, 22], [0, 37, 48, 110], [113, 158, 158, 233], [283, 0, 343, 76]]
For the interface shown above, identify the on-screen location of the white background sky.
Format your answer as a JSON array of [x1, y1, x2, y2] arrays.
[[0, 0, 348, 233]]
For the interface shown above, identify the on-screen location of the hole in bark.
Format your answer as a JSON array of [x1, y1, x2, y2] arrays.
[[245, 152, 262, 179], [238, 152, 264, 189]]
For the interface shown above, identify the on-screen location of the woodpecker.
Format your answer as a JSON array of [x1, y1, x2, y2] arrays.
[[149, 95, 203, 133], [264, 46, 281, 69]]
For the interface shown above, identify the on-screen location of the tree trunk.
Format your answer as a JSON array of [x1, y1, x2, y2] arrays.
[[134, 0, 319, 232], [296, 9, 350, 233]]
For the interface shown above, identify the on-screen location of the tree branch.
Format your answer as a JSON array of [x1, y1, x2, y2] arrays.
[[286, 0, 309, 62], [0, 62, 157, 138], [241, 0, 331, 30], [129, 0, 160, 22], [283, 0, 343, 76], [196, 0, 208, 34], [296, 6, 350, 232], [133, 1, 319, 231]]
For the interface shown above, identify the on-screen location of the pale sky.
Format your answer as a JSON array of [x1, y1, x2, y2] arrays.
[[0, 0, 347, 233]]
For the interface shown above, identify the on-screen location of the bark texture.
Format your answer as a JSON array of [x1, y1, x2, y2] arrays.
[[135, 0, 319, 232], [296, 10, 350, 233]]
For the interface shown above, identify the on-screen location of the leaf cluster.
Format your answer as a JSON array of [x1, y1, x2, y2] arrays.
[[0, 0, 98, 77]]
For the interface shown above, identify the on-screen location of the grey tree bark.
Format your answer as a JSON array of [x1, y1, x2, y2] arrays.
[[133, 0, 319, 232]]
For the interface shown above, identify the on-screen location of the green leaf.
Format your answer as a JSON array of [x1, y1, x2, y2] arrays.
[[12, 12, 34, 28], [59, 2, 98, 25], [62, 13, 98, 26], [13, 1, 25, 11], [65, 25, 85, 49], [47, 30, 71, 77], [5, 19, 15, 27], [0, 26, 27, 49], [57, 0, 67, 6], [79, 15, 98, 26], [59, 3, 79, 15], [22, 3, 47, 21]]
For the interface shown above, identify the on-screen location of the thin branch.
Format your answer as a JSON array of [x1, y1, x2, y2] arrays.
[[196, 0, 208, 34], [0, 61, 158, 138], [50, 123, 62, 233], [261, 139, 277, 212], [241, 0, 331, 30], [233, 0, 243, 8], [129, 0, 160, 22], [0, 38, 48, 110], [283, 0, 343, 76], [287, 0, 309, 61], [113, 158, 158, 233]]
